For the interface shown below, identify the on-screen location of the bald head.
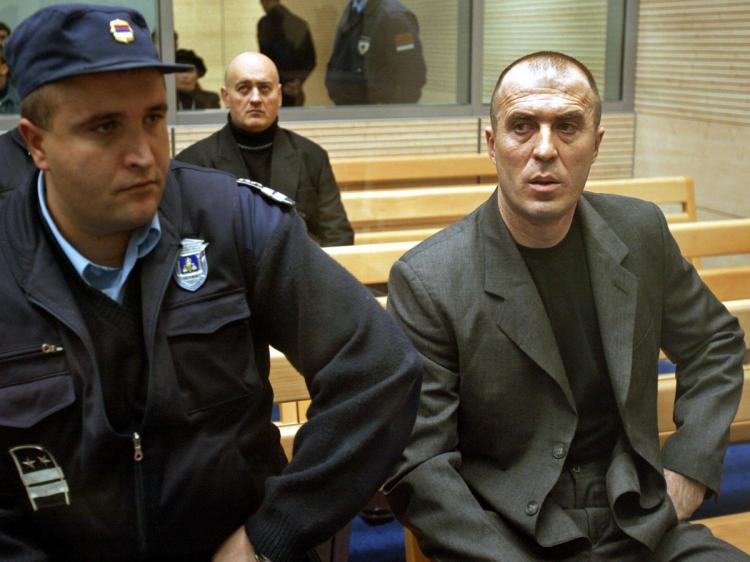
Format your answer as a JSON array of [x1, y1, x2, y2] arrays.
[[490, 52, 601, 131], [225, 52, 279, 88], [221, 52, 282, 133]]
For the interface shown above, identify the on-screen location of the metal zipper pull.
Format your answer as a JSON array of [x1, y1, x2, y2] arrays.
[[132, 432, 144, 462], [41, 343, 64, 353]]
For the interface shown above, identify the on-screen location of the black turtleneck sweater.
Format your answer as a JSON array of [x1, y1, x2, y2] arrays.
[[229, 118, 279, 186]]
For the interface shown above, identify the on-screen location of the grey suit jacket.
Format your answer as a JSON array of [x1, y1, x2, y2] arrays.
[[385, 191, 745, 561], [177, 123, 354, 246]]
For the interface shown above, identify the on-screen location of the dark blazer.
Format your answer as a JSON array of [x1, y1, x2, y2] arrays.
[[176, 123, 353, 246], [385, 191, 745, 560]]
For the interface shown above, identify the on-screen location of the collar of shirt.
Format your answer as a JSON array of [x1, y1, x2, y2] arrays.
[[37, 171, 162, 304], [352, 0, 369, 13]]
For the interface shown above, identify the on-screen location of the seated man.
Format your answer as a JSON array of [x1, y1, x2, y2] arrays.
[[0, 4, 420, 561], [0, 44, 20, 114], [385, 51, 747, 561], [178, 52, 354, 247], [174, 48, 220, 110]]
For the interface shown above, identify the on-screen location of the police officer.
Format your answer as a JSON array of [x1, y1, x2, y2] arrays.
[[325, 0, 427, 105], [0, 4, 420, 561]]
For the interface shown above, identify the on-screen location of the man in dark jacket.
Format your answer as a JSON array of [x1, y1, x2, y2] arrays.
[[178, 51, 354, 246], [0, 5, 420, 561], [326, 0, 426, 105], [257, 0, 316, 107]]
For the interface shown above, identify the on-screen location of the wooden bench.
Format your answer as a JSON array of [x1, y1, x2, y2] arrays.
[[343, 176, 696, 245], [670, 219, 750, 302], [331, 153, 497, 190]]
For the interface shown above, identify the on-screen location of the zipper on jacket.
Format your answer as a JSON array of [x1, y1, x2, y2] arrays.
[[132, 432, 148, 554], [0, 343, 64, 362]]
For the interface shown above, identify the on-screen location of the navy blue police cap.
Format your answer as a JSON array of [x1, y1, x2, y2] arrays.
[[4, 3, 191, 99]]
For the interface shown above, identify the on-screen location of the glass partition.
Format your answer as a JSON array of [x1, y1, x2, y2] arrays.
[[0, 0, 634, 128], [482, 0, 627, 104], [172, 0, 465, 111]]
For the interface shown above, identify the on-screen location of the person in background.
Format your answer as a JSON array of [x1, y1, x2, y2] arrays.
[[0, 44, 20, 114], [178, 52, 354, 246], [0, 126, 33, 197], [326, 0, 426, 105], [385, 51, 747, 561], [0, 4, 420, 560], [257, 0, 316, 107], [0, 22, 10, 46], [175, 48, 220, 110]]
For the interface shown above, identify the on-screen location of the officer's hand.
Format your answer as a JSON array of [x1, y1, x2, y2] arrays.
[[212, 526, 256, 561], [664, 468, 706, 520]]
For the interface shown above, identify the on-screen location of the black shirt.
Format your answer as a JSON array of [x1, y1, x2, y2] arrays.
[[517, 215, 621, 464], [229, 118, 279, 186]]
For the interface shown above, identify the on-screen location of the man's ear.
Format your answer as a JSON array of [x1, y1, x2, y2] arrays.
[[18, 118, 51, 171], [220, 86, 230, 109], [592, 126, 605, 161], [484, 126, 497, 165]]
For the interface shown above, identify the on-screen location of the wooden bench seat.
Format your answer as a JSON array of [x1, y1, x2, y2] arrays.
[[343, 176, 696, 245]]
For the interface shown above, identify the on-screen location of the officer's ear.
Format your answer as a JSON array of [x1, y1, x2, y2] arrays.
[[19, 118, 52, 171]]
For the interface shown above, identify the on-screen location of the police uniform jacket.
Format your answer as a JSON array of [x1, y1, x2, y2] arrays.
[[177, 123, 354, 247], [325, 0, 427, 105], [0, 161, 420, 561]]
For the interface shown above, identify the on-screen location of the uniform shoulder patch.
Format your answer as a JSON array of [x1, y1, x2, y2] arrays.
[[237, 178, 295, 208]]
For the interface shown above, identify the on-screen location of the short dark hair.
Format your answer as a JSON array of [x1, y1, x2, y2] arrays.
[[489, 51, 601, 130], [0, 22, 10, 35], [20, 84, 60, 130], [0, 44, 6, 65]]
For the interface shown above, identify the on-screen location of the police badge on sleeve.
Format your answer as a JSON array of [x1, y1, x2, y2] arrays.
[[174, 238, 209, 291], [9, 445, 70, 511]]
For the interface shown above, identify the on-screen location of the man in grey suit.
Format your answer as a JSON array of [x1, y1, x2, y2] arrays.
[[178, 52, 353, 246], [385, 51, 747, 560]]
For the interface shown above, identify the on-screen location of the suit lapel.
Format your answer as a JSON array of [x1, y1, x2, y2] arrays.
[[480, 195, 575, 409], [578, 196, 638, 410], [269, 128, 300, 199]]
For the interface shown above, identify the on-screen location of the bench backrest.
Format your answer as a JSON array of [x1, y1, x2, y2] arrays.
[[332, 153, 497, 189], [344, 176, 696, 245], [327, 218, 750, 295]]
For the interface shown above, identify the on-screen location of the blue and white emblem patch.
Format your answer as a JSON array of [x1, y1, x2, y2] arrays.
[[9, 445, 70, 511], [174, 238, 209, 292]]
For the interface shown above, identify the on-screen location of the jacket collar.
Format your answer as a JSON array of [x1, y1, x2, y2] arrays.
[[481, 191, 637, 410]]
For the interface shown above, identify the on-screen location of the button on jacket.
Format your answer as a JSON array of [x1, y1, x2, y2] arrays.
[[0, 161, 420, 562]]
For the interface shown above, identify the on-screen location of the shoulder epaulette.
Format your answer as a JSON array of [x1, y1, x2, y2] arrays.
[[237, 178, 295, 208]]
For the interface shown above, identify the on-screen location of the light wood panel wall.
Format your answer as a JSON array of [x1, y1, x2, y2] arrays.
[[172, 112, 634, 179], [483, 0, 609, 101], [634, 0, 750, 219]]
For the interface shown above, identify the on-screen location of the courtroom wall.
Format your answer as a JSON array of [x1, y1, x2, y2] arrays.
[[633, 0, 750, 219]]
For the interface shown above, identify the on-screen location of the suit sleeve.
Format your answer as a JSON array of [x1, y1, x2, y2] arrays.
[[657, 207, 745, 495], [239, 196, 420, 562], [310, 152, 354, 247], [384, 259, 538, 562]]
